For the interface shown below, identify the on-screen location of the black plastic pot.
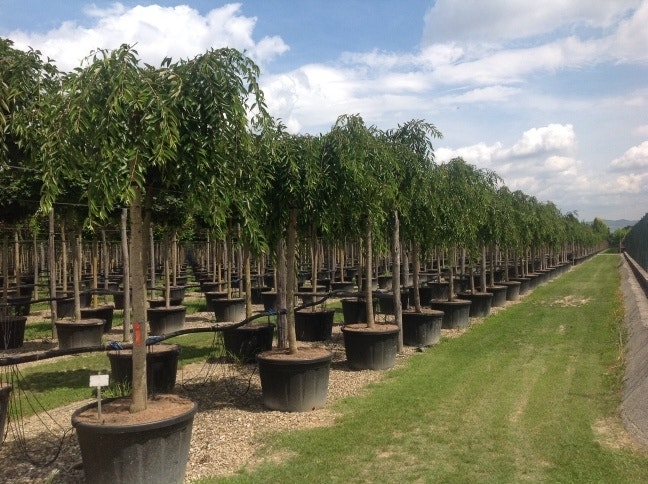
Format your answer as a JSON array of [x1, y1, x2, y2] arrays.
[[429, 299, 472, 329], [341, 323, 400, 370], [0, 315, 27, 349], [107, 344, 181, 393], [147, 306, 186, 336], [56, 296, 75, 318], [402, 310, 444, 346], [510, 277, 531, 295], [295, 309, 335, 341], [81, 305, 115, 333], [7, 295, 31, 317], [457, 292, 493, 318], [487, 285, 508, 307], [251, 286, 271, 305], [212, 297, 246, 322], [499, 281, 521, 301], [341, 298, 378, 324], [71, 394, 196, 484], [257, 348, 333, 412], [222, 323, 274, 363], [0, 384, 12, 444], [261, 291, 278, 312], [203, 291, 227, 311], [376, 290, 410, 315], [55, 319, 104, 350]]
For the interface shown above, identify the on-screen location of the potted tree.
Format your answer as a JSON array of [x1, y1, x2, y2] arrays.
[[428, 158, 482, 329], [0, 39, 58, 349], [386, 119, 445, 346], [38, 45, 267, 482], [255, 124, 334, 411], [455, 164, 500, 318], [325, 114, 401, 370]]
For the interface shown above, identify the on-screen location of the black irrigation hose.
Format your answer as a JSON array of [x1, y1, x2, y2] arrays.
[[0, 288, 362, 367], [0, 308, 287, 367]]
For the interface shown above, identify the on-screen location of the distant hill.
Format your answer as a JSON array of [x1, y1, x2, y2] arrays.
[[604, 219, 637, 231]]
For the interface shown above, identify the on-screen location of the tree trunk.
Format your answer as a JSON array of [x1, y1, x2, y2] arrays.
[[286, 208, 298, 353], [130, 186, 148, 413], [48, 210, 57, 338], [121, 209, 131, 342], [392, 210, 402, 351], [244, 247, 252, 317], [276, 238, 287, 349], [364, 217, 375, 329], [412, 243, 422, 312]]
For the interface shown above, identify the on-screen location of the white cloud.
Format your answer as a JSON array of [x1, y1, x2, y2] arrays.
[[6, 3, 288, 71], [423, 0, 640, 44], [505, 124, 577, 158], [610, 141, 648, 171]]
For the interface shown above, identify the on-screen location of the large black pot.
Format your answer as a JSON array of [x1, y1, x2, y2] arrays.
[[295, 309, 335, 341], [251, 286, 271, 305], [261, 291, 278, 312], [487, 285, 508, 307], [7, 295, 31, 317], [499, 281, 521, 301], [71, 394, 196, 484], [457, 292, 493, 318], [55, 319, 104, 350], [107, 344, 181, 393], [341, 298, 378, 324], [0, 315, 27, 349], [81, 305, 115, 333], [212, 297, 246, 322], [510, 277, 531, 295], [0, 384, 11, 444], [147, 306, 186, 336], [257, 348, 333, 412], [429, 299, 472, 329], [341, 323, 400, 370], [402, 310, 444, 346], [376, 290, 410, 315], [222, 323, 274, 363], [56, 296, 75, 318]]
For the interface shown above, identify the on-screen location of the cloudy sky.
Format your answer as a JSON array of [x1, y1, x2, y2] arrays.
[[2, 1, 647, 222]]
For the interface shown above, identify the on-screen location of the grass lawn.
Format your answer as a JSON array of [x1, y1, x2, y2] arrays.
[[200, 254, 648, 483]]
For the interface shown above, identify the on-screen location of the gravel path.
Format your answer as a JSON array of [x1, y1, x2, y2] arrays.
[[0, 303, 425, 484]]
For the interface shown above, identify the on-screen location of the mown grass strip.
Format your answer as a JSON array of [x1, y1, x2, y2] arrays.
[[206, 255, 648, 483]]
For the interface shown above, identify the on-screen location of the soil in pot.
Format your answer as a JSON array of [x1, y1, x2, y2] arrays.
[[55, 319, 104, 350], [341, 323, 400, 370], [257, 347, 333, 412], [0, 315, 27, 349], [80, 305, 115, 333], [71, 393, 196, 484], [295, 309, 334, 341], [222, 323, 274, 363], [402, 310, 444, 346], [107, 344, 181, 394], [147, 305, 186, 336]]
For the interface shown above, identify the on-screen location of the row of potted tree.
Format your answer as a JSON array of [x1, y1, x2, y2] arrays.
[[0, 38, 609, 482]]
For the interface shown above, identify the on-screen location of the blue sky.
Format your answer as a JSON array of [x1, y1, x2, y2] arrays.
[[2, 1, 647, 222]]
